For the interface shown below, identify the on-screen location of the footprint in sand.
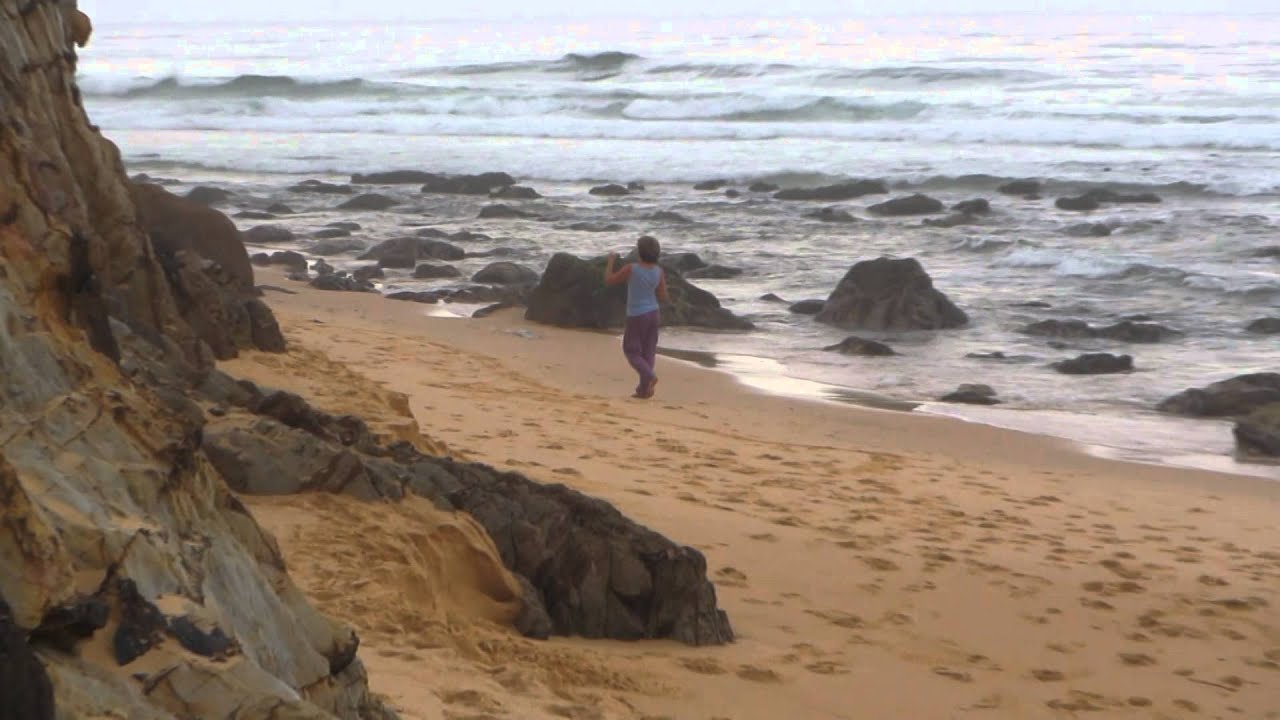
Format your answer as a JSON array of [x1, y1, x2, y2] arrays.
[[748, 533, 778, 542], [678, 657, 728, 675], [716, 567, 749, 587], [438, 689, 504, 712], [804, 661, 851, 676], [736, 665, 783, 683], [1031, 669, 1065, 682]]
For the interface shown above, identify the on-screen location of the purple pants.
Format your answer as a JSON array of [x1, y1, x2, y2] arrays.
[[622, 310, 660, 393]]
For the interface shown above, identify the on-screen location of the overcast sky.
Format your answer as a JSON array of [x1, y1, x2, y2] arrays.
[[81, 0, 1275, 24]]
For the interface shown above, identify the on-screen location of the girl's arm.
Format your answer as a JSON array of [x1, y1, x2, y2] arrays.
[[604, 253, 632, 286], [657, 270, 671, 303]]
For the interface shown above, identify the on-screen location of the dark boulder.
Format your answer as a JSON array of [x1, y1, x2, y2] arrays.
[[649, 210, 693, 224], [309, 238, 367, 255], [359, 237, 466, 267], [310, 273, 376, 293], [657, 252, 708, 274], [338, 193, 399, 211], [421, 172, 516, 195], [1234, 403, 1280, 457], [922, 214, 979, 228], [112, 578, 167, 665], [414, 263, 462, 279], [998, 179, 1041, 196], [243, 225, 295, 244], [351, 170, 437, 184], [685, 265, 743, 280], [525, 253, 753, 330], [774, 180, 888, 201], [185, 186, 233, 205], [814, 257, 967, 331], [760, 293, 787, 303], [868, 194, 945, 216], [724, 189, 742, 198], [789, 299, 826, 315], [289, 179, 354, 195], [694, 179, 728, 191], [748, 181, 779, 193], [939, 384, 1001, 405], [0, 599, 55, 720], [1021, 319, 1181, 343], [1056, 195, 1100, 211], [327, 221, 361, 231], [1064, 222, 1113, 237], [479, 203, 537, 219], [1246, 318, 1280, 334], [473, 262, 539, 286], [1251, 246, 1280, 258], [311, 259, 335, 276], [491, 185, 541, 199], [266, 202, 295, 214], [251, 250, 307, 272], [951, 198, 991, 215], [1051, 353, 1133, 375], [130, 183, 255, 289], [352, 265, 385, 282], [589, 183, 630, 197], [1157, 374, 1280, 417], [823, 336, 896, 356], [312, 228, 351, 239], [806, 207, 856, 223]]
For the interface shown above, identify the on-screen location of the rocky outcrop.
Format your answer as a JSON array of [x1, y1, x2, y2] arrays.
[[1246, 318, 1280, 334], [473, 262, 539, 285], [338, 194, 398, 211], [1052, 353, 1134, 374], [203, 390, 734, 645], [1234, 404, 1280, 457], [814, 258, 968, 331], [491, 185, 541, 199], [252, 250, 308, 272], [420, 172, 515, 195], [867, 194, 944, 216], [244, 224, 296, 244], [1057, 188, 1162, 211], [1021, 319, 1182, 343], [773, 180, 887, 201], [748, 181, 779, 193], [939, 384, 1001, 405], [998, 179, 1041, 196], [589, 183, 630, 197], [358, 237, 466, 267], [0, 6, 388, 718], [185, 185, 233, 205], [693, 179, 729, 191], [479, 203, 537, 219], [525, 254, 754, 330], [351, 170, 436, 185], [788, 299, 825, 315], [823, 336, 895, 356], [952, 199, 991, 215], [414, 263, 462, 279], [1157, 374, 1280, 417]]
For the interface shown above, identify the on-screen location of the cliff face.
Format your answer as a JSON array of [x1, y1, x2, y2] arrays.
[[0, 2, 390, 718]]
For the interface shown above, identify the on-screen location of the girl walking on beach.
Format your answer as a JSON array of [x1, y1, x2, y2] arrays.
[[605, 236, 669, 399]]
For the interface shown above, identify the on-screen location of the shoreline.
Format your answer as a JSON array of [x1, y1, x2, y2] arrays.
[[228, 267, 1280, 719]]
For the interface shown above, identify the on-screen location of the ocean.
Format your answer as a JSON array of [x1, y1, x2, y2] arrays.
[[79, 14, 1280, 478]]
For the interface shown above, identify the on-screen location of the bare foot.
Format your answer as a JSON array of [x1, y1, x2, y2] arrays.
[[643, 377, 659, 398]]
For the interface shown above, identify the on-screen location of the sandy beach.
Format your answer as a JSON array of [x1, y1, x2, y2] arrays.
[[224, 268, 1280, 720]]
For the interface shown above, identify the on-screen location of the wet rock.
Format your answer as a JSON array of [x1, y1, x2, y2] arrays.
[[30, 595, 109, 651], [774, 180, 888, 201], [309, 237, 367, 255], [1052, 353, 1134, 375], [748, 181, 779, 193], [266, 202, 295, 214], [789, 299, 826, 315], [940, 384, 1001, 405], [235, 210, 276, 220], [526, 253, 753, 330], [868, 194, 945, 216], [473, 262, 540, 285], [627, 180, 646, 191], [1252, 246, 1280, 258], [491, 185, 541, 199], [0, 600, 55, 720], [1021, 319, 1181, 343], [685, 265, 744, 280], [386, 291, 440, 304], [186, 186, 233, 205], [359, 237, 466, 267], [823, 336, 896, 356], [1234, 403, 1280, 457], [327, 221, 362, 231], [1056, 195, 1100, 211], [352, 265, 384, 283], [251, 250, 308, 272], [1022, 319, 1094, 338], [310, 273, 376, 293], [1064, 222, 1113, 237], [567, 221, 626, 232], [351, 170, 437, 184], [131, 183, 256, 288], [760, 293, 787, 303], [649, 210, 693, 224], [806, 207, 857, 223], [244, 225, 296, 244], [922, 213, 979, 228], [312, 228, 351, 239], [414, 263, 462, 279], [724, 189, 741, 198], [694, 179, 729, 191], [167, 616, 237, 659], [951, 198, 991, 215], [815, 257, 967, 331], [479, 203, 537, 219], [338, 193, 399, 211], [998, 179, 1041, 195], [1246, 318, 1280, 334], [421, 172, 516, 195], [1157, 374, 1280, 417], [589, 183, 630, 197], [289, 179, 354, 195], [112, 579, 166, 666], [654, 252, 708, 274]]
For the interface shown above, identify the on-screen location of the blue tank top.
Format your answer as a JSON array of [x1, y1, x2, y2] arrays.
[[626, 263, 662, 316]]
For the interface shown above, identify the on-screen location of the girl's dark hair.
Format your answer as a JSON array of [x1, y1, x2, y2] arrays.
[[637, 235, 661, 263]]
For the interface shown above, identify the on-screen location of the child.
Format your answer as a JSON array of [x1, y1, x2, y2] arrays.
[[605, 236, 670, 398]]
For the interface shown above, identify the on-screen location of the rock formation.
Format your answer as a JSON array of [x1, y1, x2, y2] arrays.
[[814, 257, 968, 331]]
